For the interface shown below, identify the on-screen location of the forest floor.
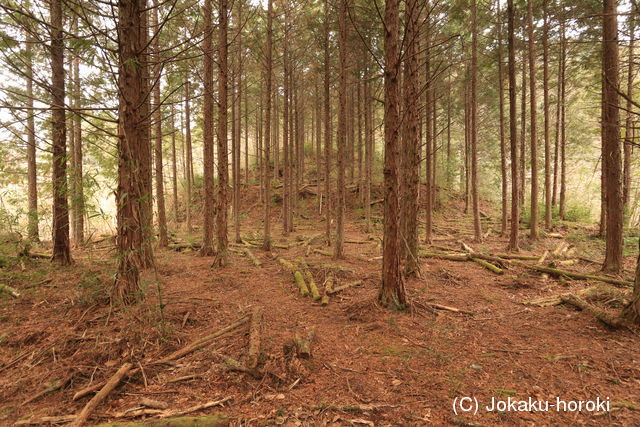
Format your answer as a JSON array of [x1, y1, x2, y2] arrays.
[[1, 188, 640, 426]]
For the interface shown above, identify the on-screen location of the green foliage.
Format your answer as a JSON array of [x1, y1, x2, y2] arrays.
[[76, 272, 109, 306]]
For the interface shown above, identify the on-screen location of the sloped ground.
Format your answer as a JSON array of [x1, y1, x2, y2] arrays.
[[1, 194, 639, 426]]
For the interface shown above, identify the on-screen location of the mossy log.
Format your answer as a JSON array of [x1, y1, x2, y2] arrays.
[[470, 257, 504, 274], [0, 283, 20, 298], [420, 252, 504, 274], [313, 248, 333, 257], [518, 263, 632, 287], [294, 271, 310, 297], [560, 293, 623, 328], [523, 286, 599, 307], [321, 274, 334, 306], [297, 259, 321, 300], [419, 252, 469, 261], [327, 280, 363, 295], [243, 248, 261, 267]]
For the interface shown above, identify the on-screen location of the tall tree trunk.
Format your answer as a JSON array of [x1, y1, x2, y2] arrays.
[[542, 0, 552, 229], [171, 104, 178, 223], [552, 20, 562, 208], [334, 0, 347, 259], [184, 78, 193, 232], [114, 0, 148, 302], [519, 47, 526, 209], [424, 10, 433, 244], [401, 0, 420, 275], [602, 0, 623, 273], [152, 2, 168, 248], [214, 0, 230, 265], [139, 7, 154, 268], [507, 0, 520, 251], [470, 0, 482, 243], [497, 0, 508, 236], [379, 0, 405, 310], [282, 16, 291, 236], [324, 0, 332, 246], [527, 0, 538, 240], [233, 3, 242, 243], [357, 78, 363, 200], [25, 34, 39, 242], [315, 79, 322, 213], [50, 0, 71, 265], [364, 75, 372, 234], [72, 46, 84, 245], [201, 0, 216, 256], [559, 29, 567, 220], [262, 0, 273, 251], [623, 13, 635, 220]]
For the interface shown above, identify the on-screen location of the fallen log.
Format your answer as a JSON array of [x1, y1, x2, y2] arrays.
[[321, 274, 334, 306], [69, 362, 133, 427], [518, 263, 632, 287], [470, 257, 503, 275], [327, 280, 363, 295], [243, 248, 261, 267], [560, 294, 623, 328], [523, 286, 599, 307], [297, 259, 321, 300], [140, 397, 169, 410], [313, 248, 332, 257], [279, 257, 310, 296]]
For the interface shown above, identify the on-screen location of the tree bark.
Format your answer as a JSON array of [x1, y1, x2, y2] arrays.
[[214, 0, 230, 265], [262, 0, 273, 251], [496, 0, 508, 236], [50, 0, 72, 265], [424, 10, 433, 244], [519, 48, 526, 209], [200, 0, 216, 256], [401, 0, 420, 276], [527, 0, 538, 240], [623, 13, 635, 220], [25, 34, 39, 242], [602, 0, 623, 273], [542, 0, 552, 229], [334, 0, 347, 259], [507, 0, 520, 251], [171, 104, 178, 223], [379, 0, 406, 310], [283, 12, 291, 236], [114, 0, 148, 303], [152, 2, 168, 248], [470, 0, 482, 243], [184, 78, 193, 233], [139, 8, 154, 268], [364, 75, 372, 234], [323, 0, 332, 246], [559, 21, 567, 220]]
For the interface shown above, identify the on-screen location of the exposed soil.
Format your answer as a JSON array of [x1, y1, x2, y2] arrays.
[[1, 193, 639, 426]]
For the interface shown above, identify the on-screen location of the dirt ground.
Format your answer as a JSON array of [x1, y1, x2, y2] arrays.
[[1, 193, 640, 426]]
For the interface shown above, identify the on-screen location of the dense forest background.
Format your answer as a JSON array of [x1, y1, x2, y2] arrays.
[[1, 0, 640, 424]]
